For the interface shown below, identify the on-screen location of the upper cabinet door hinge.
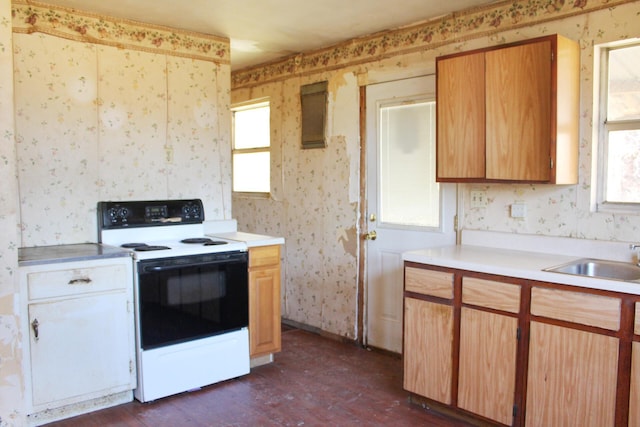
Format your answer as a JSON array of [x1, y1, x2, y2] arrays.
[[550, 157, 554, 170], [551, 51, 555, 62]]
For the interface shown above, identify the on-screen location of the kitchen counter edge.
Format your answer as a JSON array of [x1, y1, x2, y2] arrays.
[[403, 244, 640, 296], [208, 231, 285, 248], [19, 243, 132, 267]]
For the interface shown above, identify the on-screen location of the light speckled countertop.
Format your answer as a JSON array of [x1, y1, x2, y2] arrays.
[[403, 244, 640, 296], [19, 243, 131, 267]]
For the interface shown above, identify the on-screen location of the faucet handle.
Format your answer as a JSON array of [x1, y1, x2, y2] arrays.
[[631, 244, 640, 266]]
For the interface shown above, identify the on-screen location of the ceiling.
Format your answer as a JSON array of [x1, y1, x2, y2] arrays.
[[39, 0, 496, 70]]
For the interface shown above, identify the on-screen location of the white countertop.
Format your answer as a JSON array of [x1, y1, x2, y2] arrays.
[[208, 231, 285, 248], [403, 244, 640, 296]]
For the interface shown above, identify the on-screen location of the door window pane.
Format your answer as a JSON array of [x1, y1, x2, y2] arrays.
[[379, 101, 439, 227]]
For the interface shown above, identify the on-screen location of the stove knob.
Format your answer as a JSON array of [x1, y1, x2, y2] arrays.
[[118, 207, 129, 220]]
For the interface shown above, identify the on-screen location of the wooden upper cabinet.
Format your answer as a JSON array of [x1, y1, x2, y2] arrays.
[[436, 34, 579, 183], [436, 53, 485, 179]]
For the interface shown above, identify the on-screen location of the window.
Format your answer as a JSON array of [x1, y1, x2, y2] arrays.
[[379, 99, 439, 228], [597, 41, 640, 210], [232, 100, 270, 193]]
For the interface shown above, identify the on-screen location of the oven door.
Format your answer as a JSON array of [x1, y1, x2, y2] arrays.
[[136, 251, 248, 350]]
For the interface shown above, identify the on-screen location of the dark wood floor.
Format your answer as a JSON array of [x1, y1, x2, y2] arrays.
[[47, 327, 472, 426]]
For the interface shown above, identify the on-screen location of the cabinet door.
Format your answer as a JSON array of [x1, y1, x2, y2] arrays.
[[485, 40, 551, 181], [436, 53, 485, 180], [28, 291, 133, 408], [249, 264, 281, 357], [403, 297, 453, 404], [458, 308, 518, 425], [526, 321, 618, 427], [630, 342, 640, 427]]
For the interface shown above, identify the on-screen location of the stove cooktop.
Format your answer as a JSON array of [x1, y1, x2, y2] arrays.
[[98, 199, 247, 260], [121, 237, 230, 252]]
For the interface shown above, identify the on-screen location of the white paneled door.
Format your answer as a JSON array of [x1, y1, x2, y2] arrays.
[[364, 76, 457, 353]]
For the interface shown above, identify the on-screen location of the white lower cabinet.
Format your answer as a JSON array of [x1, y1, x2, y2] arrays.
[[20, 256, 136, 425]]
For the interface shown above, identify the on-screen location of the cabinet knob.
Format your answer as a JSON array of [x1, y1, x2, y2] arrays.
[[31, 318, 39, 341]]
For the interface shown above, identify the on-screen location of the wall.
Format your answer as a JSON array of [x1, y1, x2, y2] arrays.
[[0, 0, 21, 423], [12, 1, 233, 247], [1, 2, 232, 424], [231, 0, 640, 340]]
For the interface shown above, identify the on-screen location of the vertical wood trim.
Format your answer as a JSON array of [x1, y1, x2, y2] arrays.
[[616, 298, 634, 426], [515, 281, 532, 427], [630, 342, 640, 427], [357, 85, 366, 346], [451, 274, 462, 407]]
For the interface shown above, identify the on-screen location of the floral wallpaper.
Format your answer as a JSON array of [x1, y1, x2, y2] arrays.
[[232, 0, 635, 88], [13, 31, 231, 246], [5, 4, 232, 423], [232, 0, 640, 342], [0, 0, 21, 423], [12, 0, 229, 64]]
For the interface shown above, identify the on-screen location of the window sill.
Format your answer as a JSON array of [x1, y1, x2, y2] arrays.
[[232, 192, 271, 200]]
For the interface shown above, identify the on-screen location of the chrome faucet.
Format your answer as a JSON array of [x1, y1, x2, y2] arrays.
[[631, 244, 640, 266]]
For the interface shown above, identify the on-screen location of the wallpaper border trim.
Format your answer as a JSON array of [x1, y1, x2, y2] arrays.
[[231, 0, 636, 88], [11, 0, 230, 64]]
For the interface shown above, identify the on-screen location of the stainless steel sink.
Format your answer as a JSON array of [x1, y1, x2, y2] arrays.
[[544, 258, 640, 282]]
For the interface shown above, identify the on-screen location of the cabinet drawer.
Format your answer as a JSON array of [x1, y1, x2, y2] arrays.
[[462, 277, 520, 313], [531, 287, 621, 331], [405, 267, 453, 299], [27, 264, 128, 300], [249, 245, 280, 268]]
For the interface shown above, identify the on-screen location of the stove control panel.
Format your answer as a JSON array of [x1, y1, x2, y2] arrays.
[[98, 199, 204, 229]]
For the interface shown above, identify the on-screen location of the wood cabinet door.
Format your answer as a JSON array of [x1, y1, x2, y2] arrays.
[[436, 52, 485, 180], [526, 321, 618, 427], [249, 264, 281, 357], [458, 308, 518, 425], [485, 39, 551, 181], [28, 291, 133, 409], [630, 342, 640, 427], [403, 297, 453, 404]]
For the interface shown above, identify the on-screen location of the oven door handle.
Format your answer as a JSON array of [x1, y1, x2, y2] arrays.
[[141, 256, 245, 273]]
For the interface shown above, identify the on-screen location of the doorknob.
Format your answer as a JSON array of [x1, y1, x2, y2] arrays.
[[364, 230, 377, 240]]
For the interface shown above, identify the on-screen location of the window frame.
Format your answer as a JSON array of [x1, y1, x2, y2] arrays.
[[231, 98, 271, 197], [595, 39, 640, 213]]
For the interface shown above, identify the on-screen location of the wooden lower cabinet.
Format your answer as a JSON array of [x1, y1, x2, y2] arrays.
[[630, 342, 640, 427], [248, 245, 282, 358], [404, 262, 634, 427], [403, 297, 453, 404], [526, 322, 618, 427], [458, 308, 518, 425]]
